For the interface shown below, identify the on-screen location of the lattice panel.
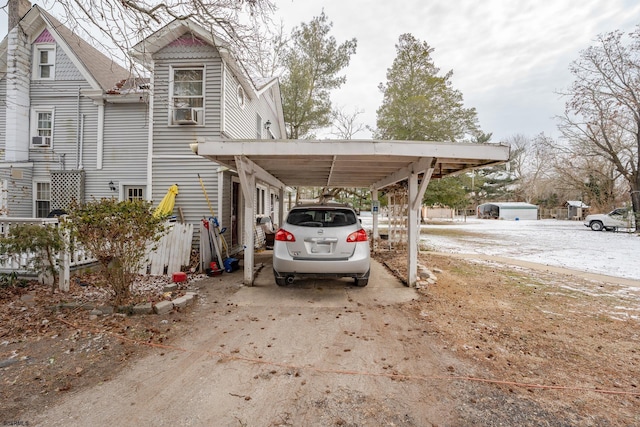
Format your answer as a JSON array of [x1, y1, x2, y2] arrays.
[[51, 170, 85, 210]]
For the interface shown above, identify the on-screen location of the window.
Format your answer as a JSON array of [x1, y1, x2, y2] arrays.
[[256, 187, 266, 215], [237, 85, 245, 108], [125, 186, 145, 201], [30, 108, 54, 147], [171, 67, 204, 125], [34, 45, 55, 80], [35, 182, 51, 218]]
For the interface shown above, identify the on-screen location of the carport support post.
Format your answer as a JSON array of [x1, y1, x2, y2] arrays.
[[278, 187, 285, 228], [407, 172, 419, 287], [372, 189, 379, 240], [235, 156, 256, 285]]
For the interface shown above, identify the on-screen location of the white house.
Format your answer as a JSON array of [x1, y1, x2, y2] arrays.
[[0, 3, 286, 252]]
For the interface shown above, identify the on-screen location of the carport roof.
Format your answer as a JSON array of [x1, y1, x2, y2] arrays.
[[194, 139, 511, 189]]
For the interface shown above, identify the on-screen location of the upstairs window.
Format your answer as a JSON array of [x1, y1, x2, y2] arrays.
[[30, 108, 54, 147], [34, 45, 55, 80], [170, 67, 204, 125], [237, 85, 246, 108]]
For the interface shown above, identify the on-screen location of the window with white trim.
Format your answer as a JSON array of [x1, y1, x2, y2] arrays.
[[34, 45, 55, 80], [35, 182, 51, 218], [170, 67, 204, 125], [237, 84, 246, 108], [256, 187, 266, 215], [30, 107, 54, 147], [125, 186, 145, 201]]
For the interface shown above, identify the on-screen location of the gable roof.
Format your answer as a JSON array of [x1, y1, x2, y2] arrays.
[[1, 5, 131, 92], [130, 19, 258, 98]]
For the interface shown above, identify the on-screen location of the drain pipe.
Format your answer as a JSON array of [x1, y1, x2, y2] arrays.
[[75, 87, 81, 169], [78, 114, 85, 169]]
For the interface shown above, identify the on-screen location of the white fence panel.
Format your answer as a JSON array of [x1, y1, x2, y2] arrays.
[[145, 222, 194, 276]]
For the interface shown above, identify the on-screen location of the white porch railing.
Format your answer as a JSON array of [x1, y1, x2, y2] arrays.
[[0, 217, 97, 290], [1, 217, 194, 292]]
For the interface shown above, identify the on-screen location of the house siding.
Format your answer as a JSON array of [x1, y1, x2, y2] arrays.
[[152, 156, 220, 247], [223, 68, 261, 139], [0, 165, 33, 217], [53, 44, 84, 81], [29, 81, 94, 181], [98, 102, 149, 199]]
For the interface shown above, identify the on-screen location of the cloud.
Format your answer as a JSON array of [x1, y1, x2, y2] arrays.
[[3, 0, 639, 142], [275, 0, 640, 140]]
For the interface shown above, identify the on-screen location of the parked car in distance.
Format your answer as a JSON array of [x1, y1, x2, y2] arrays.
[[584, 208, 635, 231], [273, 203, 370, 287]]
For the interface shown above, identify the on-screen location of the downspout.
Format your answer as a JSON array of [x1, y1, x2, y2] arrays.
[[75, 87, 81, 169], [78, 114, 85, 169], [220, 61, 226, 135], [96, 101, 105, 170], [146, 67, 155, 201]]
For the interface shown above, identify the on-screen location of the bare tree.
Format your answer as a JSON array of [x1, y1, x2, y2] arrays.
[[7, 0, 276, 74], [329, 107, 367, 139], [504, 134, 556, 204], [558, 27, 640, 230]]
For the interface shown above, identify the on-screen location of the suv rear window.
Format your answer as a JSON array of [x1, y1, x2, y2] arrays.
[[287, 208, 358, 227]]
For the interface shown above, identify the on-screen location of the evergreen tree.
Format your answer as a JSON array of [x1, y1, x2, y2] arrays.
[[280, 12, 357, 139], [376, 33, 480, 141]]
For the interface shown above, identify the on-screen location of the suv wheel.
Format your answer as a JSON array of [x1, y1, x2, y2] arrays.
[[354, 270, 370, 287], [274, 270, 287, 287], [354, 277, 369, 287]]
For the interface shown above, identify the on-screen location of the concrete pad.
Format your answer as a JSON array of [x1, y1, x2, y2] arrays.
[[231, 258, 417, 308]]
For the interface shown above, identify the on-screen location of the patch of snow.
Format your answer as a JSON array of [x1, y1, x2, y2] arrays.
[[418, 219, 639, 280]]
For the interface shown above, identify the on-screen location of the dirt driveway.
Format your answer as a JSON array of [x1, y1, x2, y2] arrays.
[[14, 249, 640, 426]]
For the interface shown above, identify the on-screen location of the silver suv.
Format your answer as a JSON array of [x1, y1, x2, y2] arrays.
[[273, 203, 370, 287]]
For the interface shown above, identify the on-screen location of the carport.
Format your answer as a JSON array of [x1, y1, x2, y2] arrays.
[[191, 139, 510, 286]]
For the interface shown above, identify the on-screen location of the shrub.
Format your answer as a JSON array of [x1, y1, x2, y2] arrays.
[[66, 198, 167, 305], [0, 223, 65, 290]]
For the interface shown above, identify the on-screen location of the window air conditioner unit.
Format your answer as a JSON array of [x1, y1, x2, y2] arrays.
[[173, 108, 198, 125], [32, 136, 51, 146]]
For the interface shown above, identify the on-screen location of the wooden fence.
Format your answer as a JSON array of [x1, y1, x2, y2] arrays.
[[0, 217, 193, 291]]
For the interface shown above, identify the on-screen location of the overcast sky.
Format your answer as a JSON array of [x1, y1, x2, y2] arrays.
[[2, 1, 639, 142], [274, 0, 640, 141]]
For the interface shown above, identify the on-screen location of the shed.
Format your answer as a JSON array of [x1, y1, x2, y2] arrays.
[[477, 202, 538, 220], [564, 201, 590, 220]]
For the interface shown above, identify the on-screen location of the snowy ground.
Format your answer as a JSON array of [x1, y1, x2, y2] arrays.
[[364, 217, 640, 281]]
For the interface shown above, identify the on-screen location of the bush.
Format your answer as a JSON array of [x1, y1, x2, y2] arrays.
[[0, 223, 65, 290], [66, 198, 167, 305]]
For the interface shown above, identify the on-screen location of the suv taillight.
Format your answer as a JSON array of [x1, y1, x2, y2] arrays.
[[275, 229, 296, 242], [347, 229, 368, 242]]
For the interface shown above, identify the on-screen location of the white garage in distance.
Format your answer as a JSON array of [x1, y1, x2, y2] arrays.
[[477, 202, 538, 221]]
